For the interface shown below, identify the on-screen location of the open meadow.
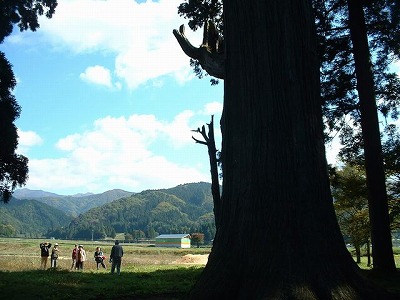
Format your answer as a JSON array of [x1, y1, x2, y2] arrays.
[[0, 238, 209, 299], [0, 238, 399, 299]]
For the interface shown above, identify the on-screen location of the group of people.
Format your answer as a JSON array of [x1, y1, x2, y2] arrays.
[[70, 244, 87, 270], [40, 240, 123, 274]]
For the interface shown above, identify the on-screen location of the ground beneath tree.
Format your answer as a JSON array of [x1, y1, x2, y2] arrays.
[[174, 254, 209, 265]]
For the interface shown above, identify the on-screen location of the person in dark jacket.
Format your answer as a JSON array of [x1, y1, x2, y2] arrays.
[[40, 242, 52, 269], [110, 240, 123, 275]]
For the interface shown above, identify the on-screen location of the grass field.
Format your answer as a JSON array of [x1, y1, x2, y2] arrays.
[[0, 238, 399, 299]]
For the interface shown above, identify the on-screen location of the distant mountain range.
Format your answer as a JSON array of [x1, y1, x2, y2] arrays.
[[12, 188, 64, 199], [0, 182, 216, 241], [12, 188, 134, 217], [13, 188, 96, 199]]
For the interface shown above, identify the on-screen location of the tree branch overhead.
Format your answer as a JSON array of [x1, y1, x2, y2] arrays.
[[173, 23, 225, 79]]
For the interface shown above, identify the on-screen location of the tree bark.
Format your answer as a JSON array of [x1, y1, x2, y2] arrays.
[[346, 0, 396, 273], [367, 240, 372, 267], [355, 245, 361, 264], [187, 0, 396, 298]]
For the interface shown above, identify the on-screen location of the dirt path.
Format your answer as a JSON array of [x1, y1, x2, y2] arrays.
[[174, 254, 209, 265]]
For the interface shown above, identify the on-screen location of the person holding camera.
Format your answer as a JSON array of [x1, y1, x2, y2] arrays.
[[39, 241, 52, 269]]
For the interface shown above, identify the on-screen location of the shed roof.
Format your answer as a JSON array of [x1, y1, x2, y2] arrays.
[[155, 234, 190, 239]]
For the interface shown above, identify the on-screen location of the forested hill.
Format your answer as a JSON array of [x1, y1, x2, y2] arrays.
[[0, 198, 72, 237], [13, 189, 133, 217], [58, 182, 216, 242]]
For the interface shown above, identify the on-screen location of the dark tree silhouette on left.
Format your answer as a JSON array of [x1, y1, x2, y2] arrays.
[[0, 1, 58, 203]]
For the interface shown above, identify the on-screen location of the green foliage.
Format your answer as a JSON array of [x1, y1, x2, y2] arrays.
[[0, 52, 29, 203], [0, 0, 58, 43], [0, 199, 72, 236], [313, 0, 400, 156], [59, 183, 216, 242], [330, 164, 370, 251], [382, 125, 400, 229], [0, 224, 15, 237]]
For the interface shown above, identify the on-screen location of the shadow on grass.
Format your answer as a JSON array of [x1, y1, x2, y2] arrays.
[[0, 267, 203, 300], [2, 267, 399, 299], [361, 269, 400, 297]]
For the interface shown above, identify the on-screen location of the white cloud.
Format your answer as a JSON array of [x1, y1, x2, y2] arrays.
[[25, 104, 218, 194], [36, 0, 203, 90], [80, 65, 115, 88], [17, 129, 43, 155], [201, 101, 223, 115], [161, 110, 195, 148]]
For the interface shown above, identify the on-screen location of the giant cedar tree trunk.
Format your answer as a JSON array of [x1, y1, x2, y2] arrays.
[[347, 0, 396, 273], [189, 1, 395, 299]]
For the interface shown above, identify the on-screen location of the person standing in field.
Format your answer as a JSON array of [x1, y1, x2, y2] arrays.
[[71, 244, 78, 270], [110, 240, 123, 275], [76, 245, 86, 270], [51, 243, 59, 268], [94, 247, 106, 270], [39, 241, 52, 269]]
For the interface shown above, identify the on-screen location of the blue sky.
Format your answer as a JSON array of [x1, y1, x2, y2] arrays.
[[3, 0, 393, 195], [1, 0, 226, 195]]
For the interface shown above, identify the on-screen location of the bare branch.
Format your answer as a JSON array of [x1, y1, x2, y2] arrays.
[[192, 136, 208, 145]]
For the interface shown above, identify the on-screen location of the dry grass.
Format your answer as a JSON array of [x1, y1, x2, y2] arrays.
[[0, 238, 210, 272]]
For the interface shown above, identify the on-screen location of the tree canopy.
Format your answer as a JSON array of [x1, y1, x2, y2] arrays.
[[0, 0, 57, 43]]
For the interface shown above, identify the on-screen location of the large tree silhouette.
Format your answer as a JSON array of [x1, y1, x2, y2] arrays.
[[0, 0, 57, 202], [177, 0, 400, 274], [174, 0, 397, 298]]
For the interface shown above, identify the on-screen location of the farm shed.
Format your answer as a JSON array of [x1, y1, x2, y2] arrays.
[[155, 234, 191, 248]]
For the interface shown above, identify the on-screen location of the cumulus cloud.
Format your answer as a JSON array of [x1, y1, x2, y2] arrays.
[[201, 101, 223, 115], [35, 0, 203, 89], [17, 129, 43, 155], [24, 103, 218, 194], [80, 65, 116, 88]]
